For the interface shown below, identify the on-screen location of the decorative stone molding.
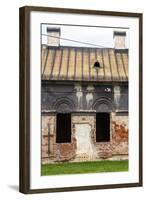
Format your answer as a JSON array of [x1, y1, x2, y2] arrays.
[[92, 97, 113, 112], [53, 97, 75, 112]]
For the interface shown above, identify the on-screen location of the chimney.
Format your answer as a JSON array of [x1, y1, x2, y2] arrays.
[[113, 31, 126, 49], [47, 27, 61, 46]]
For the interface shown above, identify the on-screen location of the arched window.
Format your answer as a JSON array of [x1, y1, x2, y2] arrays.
[[53, 98, 74, 143]]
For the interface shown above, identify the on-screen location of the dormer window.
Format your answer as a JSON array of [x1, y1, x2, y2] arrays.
[[94, 61, 100, 68]]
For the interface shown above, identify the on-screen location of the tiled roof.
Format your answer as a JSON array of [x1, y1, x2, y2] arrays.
[[41, 46, 128, 82]]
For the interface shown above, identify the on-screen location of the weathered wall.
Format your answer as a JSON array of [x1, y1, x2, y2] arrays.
[[41, 115, 56, 164], [96, 112, 128, 160], [42, 115, 76, 163], [111, 112, 128, 157], [42, 114, 96, 163], [72, 115, 97, 162], [41, 82, 128, 112], [41, 82, 128, 164], [41, 112, 128, 164]]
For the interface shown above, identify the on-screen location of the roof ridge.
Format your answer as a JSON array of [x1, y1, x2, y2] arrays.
[[42, 44, 129, 52]]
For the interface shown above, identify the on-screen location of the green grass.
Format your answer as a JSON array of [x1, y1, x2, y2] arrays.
[[41, 160, 128, 176]]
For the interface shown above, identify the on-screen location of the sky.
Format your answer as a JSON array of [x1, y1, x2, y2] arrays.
[[41, 24, 129, 48]]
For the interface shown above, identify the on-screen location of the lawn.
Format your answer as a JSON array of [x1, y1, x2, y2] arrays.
[[41, 160, 128, 176]]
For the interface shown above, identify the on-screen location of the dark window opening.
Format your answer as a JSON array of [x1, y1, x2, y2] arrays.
[[94, 61, 100, 68], [56, 113, 71, 143], [96, 113, 110, 142]]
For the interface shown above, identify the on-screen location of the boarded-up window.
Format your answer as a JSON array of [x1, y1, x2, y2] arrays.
[[56, 113, 71, 143], [96, 113, 110, 142]]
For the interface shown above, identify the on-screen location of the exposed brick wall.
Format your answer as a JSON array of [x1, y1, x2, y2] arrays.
[[112, 113, 128, 142], [95, 112, 128, 159], [41, 112, 128, 164], [53, 143, 76, 162], [41, 114, 76, 163], [41, 115, 56, 163], [111, 112, 128, 155]]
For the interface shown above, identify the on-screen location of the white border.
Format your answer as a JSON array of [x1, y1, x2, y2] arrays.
[[30, 11, 139, 189]]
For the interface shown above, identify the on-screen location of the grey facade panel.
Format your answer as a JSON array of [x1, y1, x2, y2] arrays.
[[41, 81, 128, 112]]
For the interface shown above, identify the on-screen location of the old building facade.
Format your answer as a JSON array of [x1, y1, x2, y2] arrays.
[[41, 28, 128, 164]]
